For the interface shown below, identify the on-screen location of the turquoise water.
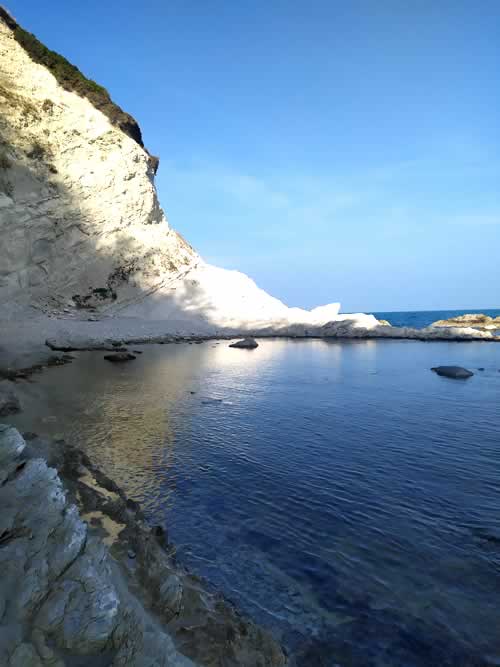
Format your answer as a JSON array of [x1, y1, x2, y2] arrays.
[[371, 308, 500, 329], [10, 336, 500, 666]]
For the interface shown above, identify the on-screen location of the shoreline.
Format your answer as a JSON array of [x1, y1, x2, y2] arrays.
[[2, 323, 497, 665], [0, 424, 286, 665], [2, 310, 499, 381]]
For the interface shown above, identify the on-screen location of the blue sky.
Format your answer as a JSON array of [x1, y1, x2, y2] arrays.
[[9, 1, 500, 311]]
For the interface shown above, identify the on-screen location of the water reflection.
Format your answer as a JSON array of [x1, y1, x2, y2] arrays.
[[8, 339, 500, 665]]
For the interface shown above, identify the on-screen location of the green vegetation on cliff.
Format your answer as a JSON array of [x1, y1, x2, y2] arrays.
[[0, 6, 144, 147]]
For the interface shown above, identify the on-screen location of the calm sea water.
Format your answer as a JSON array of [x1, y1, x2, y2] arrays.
[[9, 331, 500, 666], [371, 308, 500, 329]]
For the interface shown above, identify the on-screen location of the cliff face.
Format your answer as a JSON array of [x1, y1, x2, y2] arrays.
[[0, 14, 197, 311]]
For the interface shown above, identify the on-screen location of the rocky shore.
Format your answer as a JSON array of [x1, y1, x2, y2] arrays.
[[431, 313, 500, 331], [0, 423, 286, 666]]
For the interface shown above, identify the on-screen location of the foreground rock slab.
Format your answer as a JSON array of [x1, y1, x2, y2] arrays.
[[229, 338, 259, 349], [431, 366, 474, 379], [0, 425, 286, 666]]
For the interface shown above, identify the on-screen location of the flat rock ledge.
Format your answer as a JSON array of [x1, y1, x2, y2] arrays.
[[0, 424, 286, 667]]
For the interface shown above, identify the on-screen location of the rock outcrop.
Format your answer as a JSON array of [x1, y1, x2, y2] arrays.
[[0, 424, 286, 666], [431, 314, 500, 331], [431, 366, 474, 379]]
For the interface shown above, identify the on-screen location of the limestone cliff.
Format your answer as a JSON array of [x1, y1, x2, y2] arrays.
[[0, 10, 196, 312], [0, 9, 346, 333], [2, 10, 496, 343]]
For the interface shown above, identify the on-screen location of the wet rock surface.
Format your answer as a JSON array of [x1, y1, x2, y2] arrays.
[[0, 425, 286, 666]]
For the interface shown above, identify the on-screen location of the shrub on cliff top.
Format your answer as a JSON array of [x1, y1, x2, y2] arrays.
[[8, 20, 144, 147]]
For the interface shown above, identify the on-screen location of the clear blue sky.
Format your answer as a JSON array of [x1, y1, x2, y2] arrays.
[[9, 1, 500, 312]]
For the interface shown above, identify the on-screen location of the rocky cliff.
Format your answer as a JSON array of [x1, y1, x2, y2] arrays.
[[0, 9, 196, 313], [0, 9, 350, 333], [1, 8, 497, 353]]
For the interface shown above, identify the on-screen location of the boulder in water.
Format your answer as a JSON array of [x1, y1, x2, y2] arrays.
[[229, 338, 259, 349], [431, 366, 474, 379], [103, 352, 136, 363], [0, 381, 21, 416]]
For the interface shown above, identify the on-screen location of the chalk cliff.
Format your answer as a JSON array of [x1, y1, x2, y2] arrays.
[[0, 9, 196, 313], [1, 9, 497, 348], [0, 9, 344, 333]]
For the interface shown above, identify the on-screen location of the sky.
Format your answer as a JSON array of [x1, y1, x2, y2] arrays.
[[8, 1, 500, 312]]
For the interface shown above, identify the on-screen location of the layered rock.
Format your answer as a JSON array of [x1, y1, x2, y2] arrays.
[[0, 424, 286, 666], [0, 11, 343, 333], [1, 10, 497, 348], [0, 14, 196, 310]]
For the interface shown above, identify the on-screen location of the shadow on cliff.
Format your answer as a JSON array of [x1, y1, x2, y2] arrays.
[[0, 100, 327, 337], [0, 124, 228, 332]]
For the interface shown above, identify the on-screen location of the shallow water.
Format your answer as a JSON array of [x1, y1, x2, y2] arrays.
[[9, 339, 500, 666]]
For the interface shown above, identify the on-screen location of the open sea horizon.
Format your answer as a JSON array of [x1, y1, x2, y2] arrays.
[[369, 308, 500, 329]]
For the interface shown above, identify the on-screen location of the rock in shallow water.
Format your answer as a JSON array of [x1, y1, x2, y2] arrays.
[[103, 352, 136, 362], [431, 366, 474, 379], [0, 381, 21, 416], [229, 338, 259, 349]]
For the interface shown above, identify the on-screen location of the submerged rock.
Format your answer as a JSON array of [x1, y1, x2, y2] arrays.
[[103, 352, 136, 363], [229, 338, 259, 349], [431, 366, 474, 379], [0, 380, 21, 416]]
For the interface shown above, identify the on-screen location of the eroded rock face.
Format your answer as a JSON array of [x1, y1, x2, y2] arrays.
[[0, 17, 196, 310], [0, 426, 286, 666]]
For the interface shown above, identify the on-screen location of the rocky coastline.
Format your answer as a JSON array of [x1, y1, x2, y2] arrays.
[[431, 313, 500, 331], [0, 422, 286, 666]]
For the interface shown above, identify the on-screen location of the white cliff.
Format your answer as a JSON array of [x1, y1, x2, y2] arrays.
[[0, 10, 497, 346], [0, 13, 343, 334]]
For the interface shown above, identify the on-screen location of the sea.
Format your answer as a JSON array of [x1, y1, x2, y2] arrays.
[[8, 308, 500, 666], [371, 308, 500, 328]]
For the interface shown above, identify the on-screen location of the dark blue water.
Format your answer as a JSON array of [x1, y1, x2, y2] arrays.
[[11, 335, 500, 666], [371, 308, 500, 329]]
